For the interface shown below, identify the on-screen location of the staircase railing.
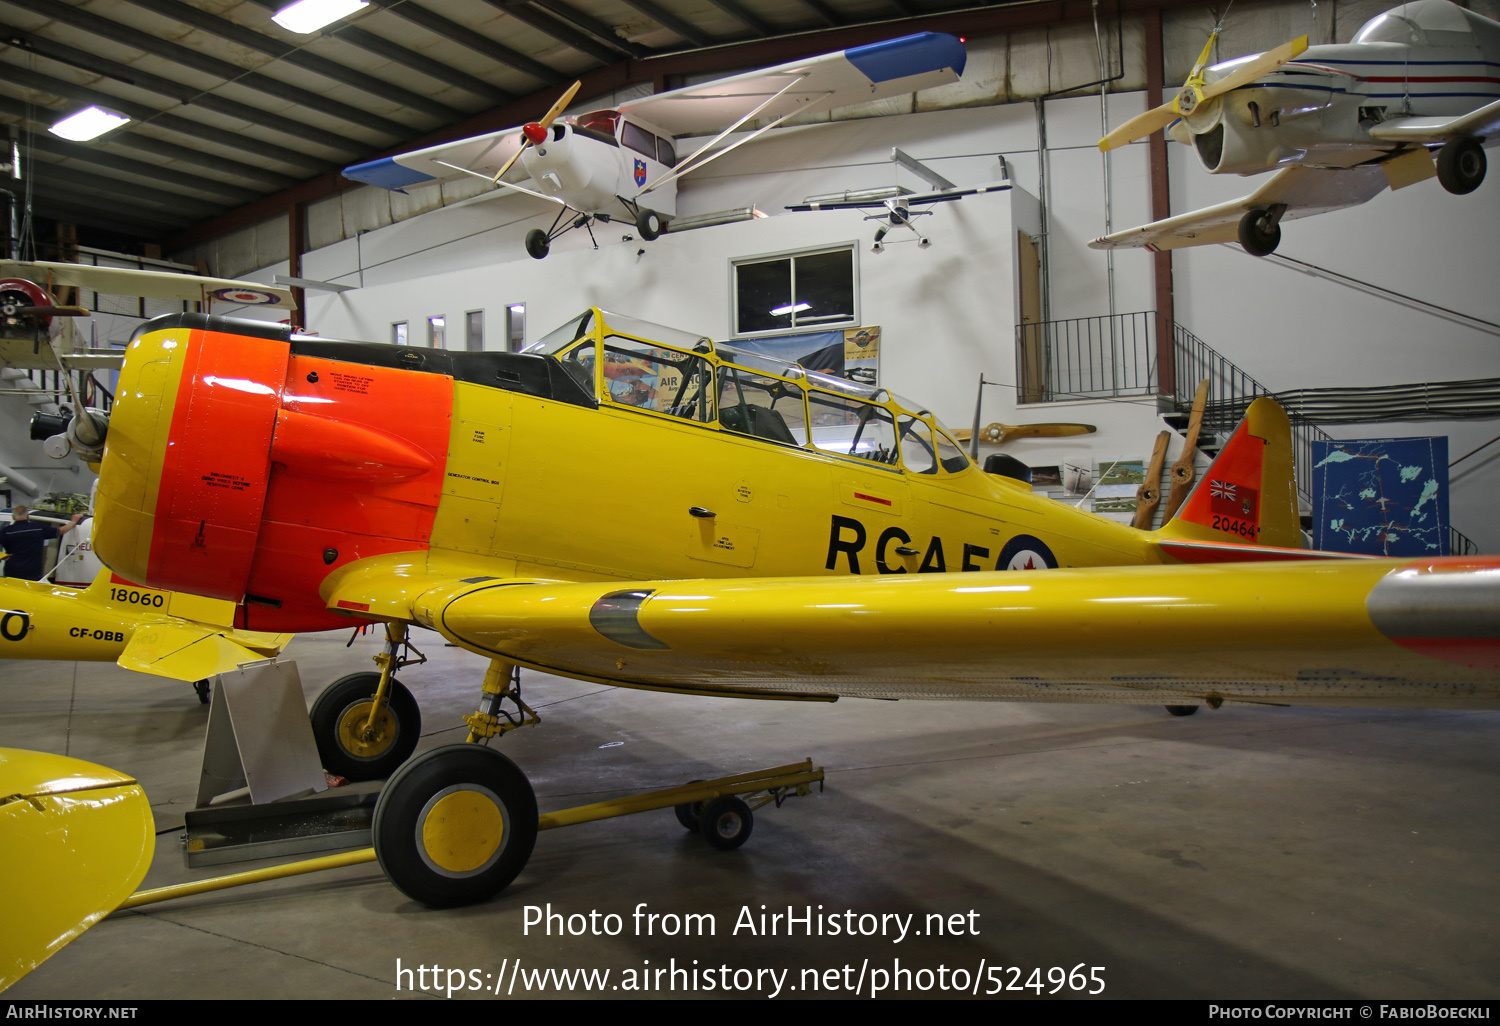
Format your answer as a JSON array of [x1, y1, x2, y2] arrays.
[[1017, 311, 1476, 555]]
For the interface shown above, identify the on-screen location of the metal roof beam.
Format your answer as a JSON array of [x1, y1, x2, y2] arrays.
[[699, 0, 775, 36], [30, 160, 227, 218], [790, 0, 845, 28], [2, 0, 412, 138], [526, 0, 649, 60], [23, 182, 195, 232], [479, 0, 633, 65], [0, 93, 301, 190], [119, 0, 465, 123], [0, 32, 370, 158], [361, 0, 563, 86], [25, 133, 264, 205], [614, 0, 720, 47]]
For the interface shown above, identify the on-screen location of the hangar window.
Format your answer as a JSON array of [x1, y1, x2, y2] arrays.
[[733, 246, 856, 335], [392, 321, 407, 346], [808, 390, 897, 465], [601, 334, 714, 422]]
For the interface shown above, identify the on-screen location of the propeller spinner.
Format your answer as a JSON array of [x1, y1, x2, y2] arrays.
[[493, 80, 582, 184]]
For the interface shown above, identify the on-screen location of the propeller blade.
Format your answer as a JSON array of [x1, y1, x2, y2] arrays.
[[1199, 36, 1308, 102], [1133, 429, 1172, 530], [538, 80, 581, 130], [1161, 379, 1210, 522], [953, 423, 1097, 444], [1099, 103, 1180, 151], [492, 80, 581, 184]]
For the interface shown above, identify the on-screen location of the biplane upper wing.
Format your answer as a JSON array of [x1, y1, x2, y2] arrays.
[[1089, 164, 1390, 252], [0, 261, 292, 307], [329, 557, 1499, 708]]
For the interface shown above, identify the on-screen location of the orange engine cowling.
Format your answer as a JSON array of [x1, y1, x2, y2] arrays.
[[93, 313, 453, 631]]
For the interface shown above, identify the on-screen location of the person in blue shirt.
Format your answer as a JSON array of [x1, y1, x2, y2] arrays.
[[0, 506, 85, 581]]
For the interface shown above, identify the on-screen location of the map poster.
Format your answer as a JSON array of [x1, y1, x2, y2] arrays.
[[1311, 437, 1449, 556]]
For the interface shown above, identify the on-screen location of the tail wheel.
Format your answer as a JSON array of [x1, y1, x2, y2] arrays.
[[373, 744, 538, 907], [525, 228, 551, 260], [636, 209, 663, 241], [309, 671, 421, 781], [1237, 208, 1281, 257], [1436, 137, 1486, 195], [1165, 705, 1200, 717], [698, 795, 753, 850]]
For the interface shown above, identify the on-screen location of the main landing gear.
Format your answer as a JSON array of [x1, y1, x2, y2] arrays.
[[366, 653, 822, 906], [309, 623, 425, 781]]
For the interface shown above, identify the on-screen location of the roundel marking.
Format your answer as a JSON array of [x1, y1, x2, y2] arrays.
[[210, 287, 282, 306], [998, 534, 1057, 571]]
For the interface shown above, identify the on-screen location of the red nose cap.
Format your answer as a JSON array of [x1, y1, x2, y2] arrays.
[[522, 122, 547, 145]]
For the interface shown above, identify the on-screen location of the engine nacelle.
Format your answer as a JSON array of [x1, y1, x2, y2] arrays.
[[93, 313, 453, 631]]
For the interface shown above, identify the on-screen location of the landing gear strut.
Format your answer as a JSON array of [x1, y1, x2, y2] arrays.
[[309, 622, 425, 781]]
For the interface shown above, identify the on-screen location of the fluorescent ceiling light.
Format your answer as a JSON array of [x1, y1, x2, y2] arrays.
[[770, 302, 811, 316], [272, 0, 368, 34], [50, 106, 129, 142]]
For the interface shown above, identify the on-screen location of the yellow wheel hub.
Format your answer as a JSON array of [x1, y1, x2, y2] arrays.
[[421, 790, 505, 874], [336, 702, 397, 760]]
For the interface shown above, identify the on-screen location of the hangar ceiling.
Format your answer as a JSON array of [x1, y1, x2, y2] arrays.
[[0, 0, 1192, 253]]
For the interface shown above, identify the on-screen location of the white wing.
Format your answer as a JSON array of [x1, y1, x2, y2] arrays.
[[1367, 97, 1500, 145], [619, 33, 965, 137], [1089, 165, 1390, 252], [343, 128, 527, 192]]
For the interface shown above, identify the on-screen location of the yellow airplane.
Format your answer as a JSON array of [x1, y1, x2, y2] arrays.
[[73, 306, 1498, 907], [0, 747, 154, 991], [0, 569, 291, 693]]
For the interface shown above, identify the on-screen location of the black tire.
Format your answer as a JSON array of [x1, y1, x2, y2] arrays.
[[193, 679, 211, 705], [673, 779, 706, 831], [636, 209, 663, 241], [525, 228, 550, 260], [373, 744, 538, 907], [1436, 137, 1486, 195], [309, 672, 421, 782], [1165, 705, 1200, 717], [1237, 208, 1280, 257], [698, 795, 753, 851]]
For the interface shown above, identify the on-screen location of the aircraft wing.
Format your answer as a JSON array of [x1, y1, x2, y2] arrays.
[[117, 622, 292, 682], [0, 261, 293, 307], [1089, 164, 1390, 252], [1367, 97, 1500, 145], [619, 33, 966, 137], [343, 127, 527, 192], [785, 180, 1011, 212], [379, 558, 1500, 708]]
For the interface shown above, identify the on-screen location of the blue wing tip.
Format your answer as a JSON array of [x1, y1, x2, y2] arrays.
[[845, 32, 967, 85], [342, 156, 437, 191]]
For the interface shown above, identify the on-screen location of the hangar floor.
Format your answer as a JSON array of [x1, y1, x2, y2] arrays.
[[6, 629, 1500, 1001]]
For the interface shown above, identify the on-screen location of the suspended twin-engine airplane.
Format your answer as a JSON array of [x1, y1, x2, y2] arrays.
[[1093, 0, 1500, 255], [56, 305, 1500, 908], [342, 33, 968, 259]]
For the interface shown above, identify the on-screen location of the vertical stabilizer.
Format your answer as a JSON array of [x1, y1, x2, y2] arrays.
[[1157, 397, 1302, 550]]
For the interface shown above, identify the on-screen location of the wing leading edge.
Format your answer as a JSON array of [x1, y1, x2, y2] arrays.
[[378, 558, 1500, 709], [1090, 164, 1390, 252]]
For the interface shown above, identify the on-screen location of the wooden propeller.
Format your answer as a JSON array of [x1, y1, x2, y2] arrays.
[[952, 422, 1097, 445], [1133, 429, 1172, 530], [1160, 379, 1210, 522], [492, 80, 581, 183], [1098, 33, 1307, 151]]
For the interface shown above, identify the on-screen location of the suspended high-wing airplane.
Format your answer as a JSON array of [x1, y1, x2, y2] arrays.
[[342, 33, 968, 259], [75, 306, 1500, 908], [1093, 0, 1500, 256]]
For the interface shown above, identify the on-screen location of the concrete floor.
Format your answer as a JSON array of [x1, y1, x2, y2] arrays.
[[5, 628, 1500, 1000]]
